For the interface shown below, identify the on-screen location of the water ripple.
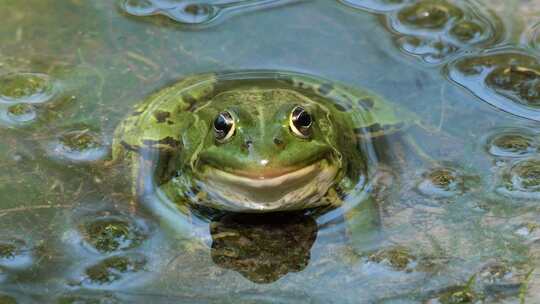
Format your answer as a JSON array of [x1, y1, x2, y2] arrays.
[[484, 128, 538, 158], [45, 127, 108, 163], [0, 238, 34, 270], [340, 0, 502, 65], [0, 72, 58, 104], [446, 48, 540, 121], [0, 103, 38, 127], [0, 72, 62, 128], [496, 158, 540, 200], [120, 0, 299, 27]]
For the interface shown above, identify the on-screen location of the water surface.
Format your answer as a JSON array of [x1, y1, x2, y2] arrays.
[[0, 0, 539, 303]]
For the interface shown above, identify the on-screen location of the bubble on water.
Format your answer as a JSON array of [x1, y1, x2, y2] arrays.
[[169, 2, 219, 24], [486, 66, 540, 108], [396, 0, 463, 30], [449, 20, 485, 44], [4, 103, 38, 125], [338, 0, 408, 13], [81, 254, 147, 286], [396, 35, 458, 64], [447, 50, 540, 121], [485, 129, 537, 158], [0, 103, 38, 128], [121, 0, 220, 25], [6, 103, 36, 121], [0, 72, 58, 104], [381, 0, 500, 65], [79, 215, 150, 254], [417, 166, 467, 198], [497, 158, 540, 200], [121, 0, 158, 16], [0, 238, 33, 270], [121, 0, 297, 27], [46, 128, 108, 163]]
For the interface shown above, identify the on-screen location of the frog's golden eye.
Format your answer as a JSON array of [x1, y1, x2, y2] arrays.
[[213, 111, 235, 142], [289, 106, 312, 138]]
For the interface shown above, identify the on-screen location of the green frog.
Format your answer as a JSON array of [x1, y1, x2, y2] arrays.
[[112, 70, 413, 213]]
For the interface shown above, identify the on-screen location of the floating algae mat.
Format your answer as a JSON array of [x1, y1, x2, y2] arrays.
[[0, 0, 539, 303]]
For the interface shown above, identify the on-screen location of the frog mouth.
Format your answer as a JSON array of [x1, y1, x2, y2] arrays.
[[208, 161, 324, 189], [197, 158, 339, 212]]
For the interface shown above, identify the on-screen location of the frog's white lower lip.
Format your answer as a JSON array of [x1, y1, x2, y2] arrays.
[[208, 162, 321, 189]]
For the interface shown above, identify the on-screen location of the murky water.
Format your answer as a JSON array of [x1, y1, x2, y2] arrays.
[[0, 0, 539, 303]]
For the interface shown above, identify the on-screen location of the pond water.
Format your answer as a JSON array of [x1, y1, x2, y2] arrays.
[[0, 0, 539, 303]]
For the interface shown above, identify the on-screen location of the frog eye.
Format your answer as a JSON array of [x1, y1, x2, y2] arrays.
[[289, 106, 312, 138], [213, 111, 235, 142]]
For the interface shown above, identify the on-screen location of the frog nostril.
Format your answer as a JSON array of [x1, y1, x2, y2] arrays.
[[244, 139, 253, 149], [273, 137, 284, 146]]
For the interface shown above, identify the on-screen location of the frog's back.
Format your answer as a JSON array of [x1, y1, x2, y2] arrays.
[[112, 73, 218, 161]]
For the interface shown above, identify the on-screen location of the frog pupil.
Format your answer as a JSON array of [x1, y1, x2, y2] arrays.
[[214, 112, 233, 139], [296, 111, 311, 127], [292, 107, 312, 129]]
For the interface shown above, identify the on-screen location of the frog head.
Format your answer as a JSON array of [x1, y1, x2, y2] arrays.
[[183, 88, 345, 212]]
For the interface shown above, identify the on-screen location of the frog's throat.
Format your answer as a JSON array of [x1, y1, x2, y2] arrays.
[[196, 159, 340, 212]]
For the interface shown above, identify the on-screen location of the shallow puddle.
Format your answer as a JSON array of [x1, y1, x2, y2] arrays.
[[0, 0, 540, 303]]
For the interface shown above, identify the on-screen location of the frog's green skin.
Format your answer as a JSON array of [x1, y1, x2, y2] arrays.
[[112, 70, 414, 213]]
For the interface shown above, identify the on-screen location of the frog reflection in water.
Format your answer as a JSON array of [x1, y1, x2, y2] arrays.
[[112, 71, 412, 213], [210, 212, 318, 283]]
